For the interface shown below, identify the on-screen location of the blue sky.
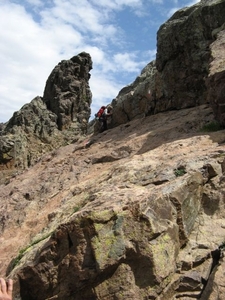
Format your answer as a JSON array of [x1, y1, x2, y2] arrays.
[[0, 0, 199, 123]]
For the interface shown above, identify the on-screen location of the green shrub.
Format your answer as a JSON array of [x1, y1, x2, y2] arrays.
[[174, 167, 187, 177], [201, 121, 223, 132], [73, 206, 80, 213]]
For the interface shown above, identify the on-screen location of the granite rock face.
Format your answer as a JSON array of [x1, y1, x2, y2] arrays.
[[111, 0, 225, 127], [43, 52, 92, 131], [1, 104, 225, 299], [111, 61, 156, 126]]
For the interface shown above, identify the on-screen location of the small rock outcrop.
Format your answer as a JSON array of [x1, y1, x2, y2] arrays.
[[43, 52, 92, 131], [0, 52, 92, 183]]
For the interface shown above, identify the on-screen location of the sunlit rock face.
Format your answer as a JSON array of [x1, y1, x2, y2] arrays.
[[206, 26, 225, 126], [2, 102, 225, 299]]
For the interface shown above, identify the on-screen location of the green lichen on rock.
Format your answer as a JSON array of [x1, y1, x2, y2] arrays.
[[92, 214, 127, 269], [150, 232, 178, 279]]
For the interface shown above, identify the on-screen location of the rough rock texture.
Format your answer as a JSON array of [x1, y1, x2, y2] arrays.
[[43, 52, 92, 131], [111, 61, 156, 126], [1, 1, 225, 299], [111, 0, 225, 126], [1, 104, 225, 299], [0, 53, 92, 184], [206, 26, 225, 126], [2, 0, 225, 179]]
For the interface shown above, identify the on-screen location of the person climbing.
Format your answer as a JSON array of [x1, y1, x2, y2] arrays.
[[95, 106, 106, 120], [101, 105, 113, 132], [95, 105, 113, 132], [0, 278, 13, 300]]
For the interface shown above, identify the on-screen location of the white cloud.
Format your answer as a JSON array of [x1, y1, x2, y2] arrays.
[[89, 74, 123, 117], [91, 0, 142, 10], [187, 0, 200, 6], [151, 0, 164, 4], [167, 0, 200, 17], [113, 52, 141, 73], [0, 1, 152, 122]]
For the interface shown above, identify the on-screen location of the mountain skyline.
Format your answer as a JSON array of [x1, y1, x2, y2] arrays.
[[0, 0, 199, 122]]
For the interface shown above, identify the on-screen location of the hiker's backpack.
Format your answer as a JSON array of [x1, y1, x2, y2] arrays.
[[95, 106, 106, 119]]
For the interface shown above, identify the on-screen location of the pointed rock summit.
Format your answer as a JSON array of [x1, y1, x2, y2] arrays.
[[0, 52, 92, 184], [43, 52, 92, 131]]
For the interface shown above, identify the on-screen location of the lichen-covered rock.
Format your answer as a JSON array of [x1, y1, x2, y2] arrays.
[[1, 1, 225, 299], [154, 0, 225, 113], [2, 104, 225, 300], [9, 171, 204, 299], [200, 255, 225, 299]]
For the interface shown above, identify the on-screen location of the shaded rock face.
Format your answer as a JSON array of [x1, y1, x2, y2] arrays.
[[43, 52, 92, 130], [111, 61, 156, 126], [0, 97, 59, 179], [111, 0, 225, 126], [1, 104, 225, 299], [0, 52, 92, 183]]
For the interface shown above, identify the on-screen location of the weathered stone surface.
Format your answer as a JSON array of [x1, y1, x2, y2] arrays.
[[111, 61, 156, 126], [43, 52, 92, 131], [110, 0, 225, 127], [0, 96, 58, 182], [200, 255, 225, 299], [206, 28, 225, 126], [1, 104, 225, 299], [155, 0, 225, 113], [1, 0, 225, 183], [0, 53, 92, 183], [1, 1, 225, 299]]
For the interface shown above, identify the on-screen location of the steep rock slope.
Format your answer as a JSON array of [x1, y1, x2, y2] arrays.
[[1, 0, 225, 181], [1, 104, 225, 299]]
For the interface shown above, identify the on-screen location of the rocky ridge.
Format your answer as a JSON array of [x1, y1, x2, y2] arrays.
[[112, 0, 225, 127], [0, 52, 92, 184], [1, 1, 225, 178], [0, 0, 225, 299]]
